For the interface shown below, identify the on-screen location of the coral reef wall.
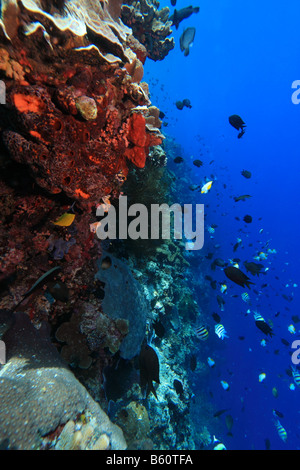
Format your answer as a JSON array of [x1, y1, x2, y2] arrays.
[[0, 0, 213, 452], [0, 0, 168, 450]]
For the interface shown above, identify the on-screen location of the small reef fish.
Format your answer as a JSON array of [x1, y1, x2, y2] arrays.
[[195, 325, 209, 341], [193, 159, 203, 167], [175, 99, 192, 110], [234, 195, 252, 202], [52, 212, 75, 227], [170, 6, 200, 29], [288, 324, 296, 334], [220, 380, 230, 391], [291, 366, 300, 387], [139, 344, 160, 399], [253, 311, 274, 337], [213, 436, 227, 450], [174, 156, 184, 163], [207, 225, 215, 234], [241, 292, 251, 304], [243, 214, 252, 224], [273, 416, 287, 443], [220, 284, 227, 294], [217, 295, 225, 311], [201, 180, 213, 194], [241, 169, 251, 179], [228, 114, 246, 138], [259, 373, 266, 382], [213, 409, 230, 418], [207, 357, 215, 367], [224, 266, 254, 289], [254, 252, 268, 261], [180, 27, 196, 56], [243, 261, 264, 276], [215, 324, 228, 340], [12, 266, 62, 311]]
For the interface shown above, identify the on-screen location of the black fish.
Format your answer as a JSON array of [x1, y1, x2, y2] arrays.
[[243, 261, 264, 276], [175, 100, 184, 110], [180, 27, 196, 56], [174, 379, 184, 396], [255, 319, 274, 337], [182, 98, 192, 108], [174, 156, 184, 163], [273, 409, 284, 419], [213, 258, 226, 268], [224, 266, 254, 289], [170, 6, 200, 29], [212, 312, 221, 323], [213, 408, 230, 418], [139, 344, 160, 399], [241, 169, 251, 179], [176, 99, 192, 109], [193, 159, 203, 167], [229, 114, 246, 138], [171, 0, 176, 6], [190, 354, 197, 371], [243, 215, 252, 224]]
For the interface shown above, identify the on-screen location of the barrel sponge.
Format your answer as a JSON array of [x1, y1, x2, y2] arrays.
[[95, 253, 148, 360], [0, 310, 126, 450]]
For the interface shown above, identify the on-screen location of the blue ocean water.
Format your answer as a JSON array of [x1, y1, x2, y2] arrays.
[[144, 0, 300, 450]]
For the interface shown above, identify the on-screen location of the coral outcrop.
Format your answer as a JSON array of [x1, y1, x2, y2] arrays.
[[0, 0, 163, 212], [121, 0, 175, 61]]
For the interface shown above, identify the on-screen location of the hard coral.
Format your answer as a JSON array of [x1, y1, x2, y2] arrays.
[[0, 310, 126, 450], [55, 309, 93, 369], [1, 0, 163, 210], [121, 0, 175, 61], [79, 301, 129, 355]]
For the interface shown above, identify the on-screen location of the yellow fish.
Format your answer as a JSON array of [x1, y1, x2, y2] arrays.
[[201, 181, 213, 194], [53, 212, 75, 227]]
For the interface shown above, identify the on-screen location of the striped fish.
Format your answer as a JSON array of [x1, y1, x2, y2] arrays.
[[241, 292, 251, 304], [254, 311, 274, 337], [215, 324, 228, 340], [292, 366, 300, 387], [253, 311, 265, 322], [274, 419, 287, 442], [195, 326, 209, 341]]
